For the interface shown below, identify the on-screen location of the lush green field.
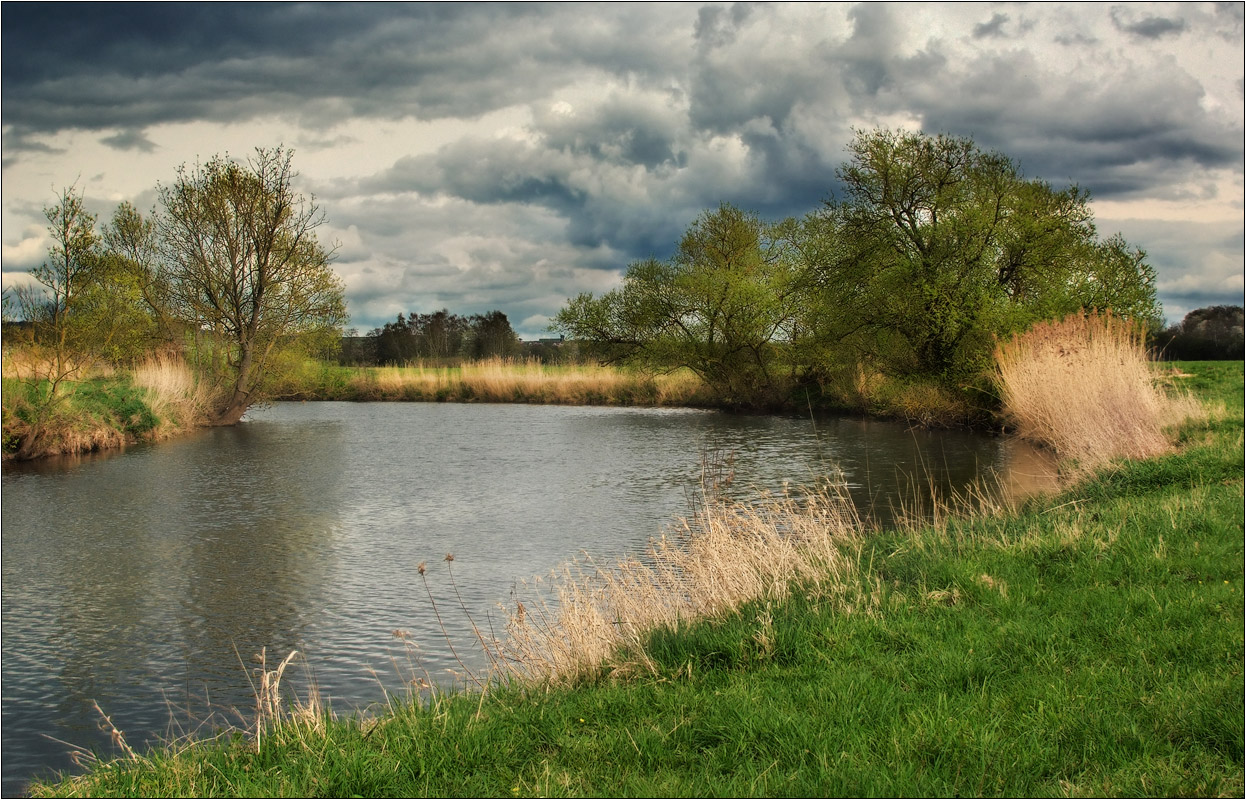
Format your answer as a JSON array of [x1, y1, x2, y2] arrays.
[[28, 362, 1245, 798]]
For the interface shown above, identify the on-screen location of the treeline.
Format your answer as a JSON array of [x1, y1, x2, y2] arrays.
[[342, 309, 524, 366], [1153, 305, 1244, 361], [554, 129, 1165, 415]]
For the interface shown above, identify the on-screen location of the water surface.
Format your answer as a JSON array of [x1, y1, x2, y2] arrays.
[[1, 402, 1057, 794]]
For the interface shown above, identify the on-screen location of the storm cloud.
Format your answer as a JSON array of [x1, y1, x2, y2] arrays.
[[3, 3, 1241, 335]]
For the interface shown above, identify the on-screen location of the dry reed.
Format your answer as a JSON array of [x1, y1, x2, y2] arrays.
[[0, 346, 111, 381], [495, 486, 866, 685], [352, 358, 709, 406], [131, 355, 213, 429], [995, 312, 1203, 471]]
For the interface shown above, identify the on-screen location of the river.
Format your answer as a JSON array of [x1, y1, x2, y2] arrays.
[[0, 402, 1057, 794]]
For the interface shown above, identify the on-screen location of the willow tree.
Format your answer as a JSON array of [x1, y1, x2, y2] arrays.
[[158, 147, 347, 425], [554, 203, 807, 408], [815, 128, 1159, 385]]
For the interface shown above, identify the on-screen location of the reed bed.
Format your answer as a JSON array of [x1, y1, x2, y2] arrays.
[[496, 486, 868, 686], [130, 354, 214, 430], [342, 358, 711, 406], [0, 345, 112, 381], [995, 312, 1204, 472]]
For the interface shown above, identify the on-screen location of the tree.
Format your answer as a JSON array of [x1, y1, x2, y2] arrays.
[[413, 309, 470, 361], [1153, 305, 1245, 359], [101, 201, 179, 351], [371, 312, 419, 365], [11, 186, 100, 374], [157, 147, 348, 424], [467, 310, 522, 359], [6, 186, 102, 457], [554, 203, 807, 408], [817, 128, 1160, 385]]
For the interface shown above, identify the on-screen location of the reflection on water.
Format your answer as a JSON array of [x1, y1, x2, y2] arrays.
[[0, 402, 1056, 794]]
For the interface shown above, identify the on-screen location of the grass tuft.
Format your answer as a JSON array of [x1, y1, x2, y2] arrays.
[[995, 312, 1204, 472], [499, 485, 868, 685]]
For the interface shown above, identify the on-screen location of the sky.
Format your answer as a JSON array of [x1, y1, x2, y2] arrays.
[[2, 2, 1243, 338]]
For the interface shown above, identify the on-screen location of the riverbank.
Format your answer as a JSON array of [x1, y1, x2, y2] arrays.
[[2, 356, 976, 461], [266, 358, 718, 407], [1, 357, 211, 461], [26, 361, 1243, 797]]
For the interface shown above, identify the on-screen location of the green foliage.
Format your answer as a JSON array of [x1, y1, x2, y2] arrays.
[[813, 128, 1161, 386], [71, 378, 160, 436], [1154, 306, 1245, 360], [554, 203, 807, 409], [554, 130, 1161, 411], [1, 374, 162, 457], [369, 309, 523, 365], [157, 146, 349, 423]]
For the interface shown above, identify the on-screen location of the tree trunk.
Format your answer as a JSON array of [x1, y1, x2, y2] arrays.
[[209, 395, 251, 426], [210, 343, 255, 425]]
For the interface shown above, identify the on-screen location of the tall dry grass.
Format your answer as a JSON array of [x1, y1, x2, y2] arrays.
[[130, 355, 214, 431], [353, 358, 710, 406], [1, 346, 113, 381], [995, 313, 1204, 471], [495, 487, 868, 686]]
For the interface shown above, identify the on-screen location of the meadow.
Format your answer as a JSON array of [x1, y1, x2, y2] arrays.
[[25, 316, 1244, 798]]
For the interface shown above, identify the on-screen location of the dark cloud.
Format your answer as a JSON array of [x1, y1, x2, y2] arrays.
[[2, 4, 1240, 335], [906, 44, 1242, 200], [973, 13, 1010, 39], [1109, 7, 1187, 39], [99, 128, 157, 153], [694, 2, 757, 49], [1, 4, 683, 152]]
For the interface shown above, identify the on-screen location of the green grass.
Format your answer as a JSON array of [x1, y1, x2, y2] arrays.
[[2, 374, 161, 457], [28, 361, 1245, 797]]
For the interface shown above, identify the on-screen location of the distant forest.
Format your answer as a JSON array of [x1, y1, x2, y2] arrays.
[[338, 309, 568, 365], [331, 303, 1245, 368], [1152, 305, 1244, 361]]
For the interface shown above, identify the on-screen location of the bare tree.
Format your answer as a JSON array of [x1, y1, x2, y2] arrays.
[[157, 146, 347, 424]]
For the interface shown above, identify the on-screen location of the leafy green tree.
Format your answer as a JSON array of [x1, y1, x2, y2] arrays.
[[467, 310, 522, 359], [101, 201, 180, 350], [1154, 305, 1245, 360], [554, 203, 807, 408], [10, 186, 100, 373], [413, 309, 470, 361], [816, 128, 1160, 385], [371, 312, 419, 365], [157, 147, 348, 424]]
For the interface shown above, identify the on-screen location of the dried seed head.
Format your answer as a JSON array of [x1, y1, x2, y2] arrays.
[[445, 553, 454, 562], [417, 562, 426, 575]]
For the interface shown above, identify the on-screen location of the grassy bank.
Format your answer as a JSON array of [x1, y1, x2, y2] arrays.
[[1, 357, 211, 459], [27, 360, 1243, 797]]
